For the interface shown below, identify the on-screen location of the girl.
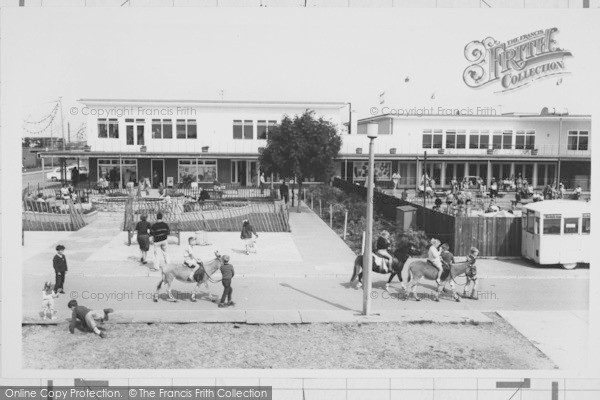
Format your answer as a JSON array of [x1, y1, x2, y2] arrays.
[[240, 219, 259, 255], [41, 281, 58, 320], [427, 238, 444, 285]]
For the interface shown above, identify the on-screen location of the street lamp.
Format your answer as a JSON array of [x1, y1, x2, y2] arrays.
[[362, 122, 378, 315]]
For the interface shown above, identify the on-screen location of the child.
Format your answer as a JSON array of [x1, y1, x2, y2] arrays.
[[240, 219, 259, 255], [41, 281, 58, 320], [375, 230, 393, 273], [68, 300, 113, 339], [183, 236, 202, 281], [53, 245, 68, 294], [465, 247, 480, 282], [440, 243, 454, 269], [427, 238, 443, 285], [218, 255, 235, 308]]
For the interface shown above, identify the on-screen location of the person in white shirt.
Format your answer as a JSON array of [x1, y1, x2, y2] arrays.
[[392, 172, 401, 190], [183, 237, 202, 281], [427, 238, 444, 285]]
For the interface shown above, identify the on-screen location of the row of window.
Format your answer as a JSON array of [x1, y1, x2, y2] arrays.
[[422, 129, 536, 150], [98, 119, 279, 141], [233, 120, 277, 140], [524, 211, 591, 235], [421, 129, 589, 151]]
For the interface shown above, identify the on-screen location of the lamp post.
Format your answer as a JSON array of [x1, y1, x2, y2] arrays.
[[362, 122, 378, 315]]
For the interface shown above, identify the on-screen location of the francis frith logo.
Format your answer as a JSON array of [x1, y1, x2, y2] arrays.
[[463, 28, 572, 93]]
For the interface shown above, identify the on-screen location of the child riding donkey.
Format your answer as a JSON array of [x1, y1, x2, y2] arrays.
[[183, 236, 205, 282]]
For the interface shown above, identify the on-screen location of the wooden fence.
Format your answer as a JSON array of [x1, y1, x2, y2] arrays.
[[22, 200, 86, 231], [333, 178, 522, 257], [454, 216, 522, 257], [123, 198, 290, 234]]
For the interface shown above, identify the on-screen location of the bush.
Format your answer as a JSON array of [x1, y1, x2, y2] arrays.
[[180, 174, 196, 187]]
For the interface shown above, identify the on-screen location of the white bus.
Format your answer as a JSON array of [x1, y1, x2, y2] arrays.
[[521, 200, 590, 269]]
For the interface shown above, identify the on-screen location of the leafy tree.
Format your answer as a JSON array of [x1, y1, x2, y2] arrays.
[[395, 229, 429, 257], [259, 110, 342, 212]]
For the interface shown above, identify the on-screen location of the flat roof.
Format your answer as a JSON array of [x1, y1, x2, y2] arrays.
[[523, 200, 591, 214], [358, 113, 591, 122], [78, 98, 348, 107]]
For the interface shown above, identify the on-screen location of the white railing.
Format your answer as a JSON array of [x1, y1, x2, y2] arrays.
[[339, 142, 591, 158]]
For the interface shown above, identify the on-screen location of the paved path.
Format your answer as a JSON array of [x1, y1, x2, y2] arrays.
[[497, 311, 589, 370], [21, 203, 590, 369]]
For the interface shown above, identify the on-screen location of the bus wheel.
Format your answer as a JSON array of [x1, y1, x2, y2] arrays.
[[562, 263, 577, 270]]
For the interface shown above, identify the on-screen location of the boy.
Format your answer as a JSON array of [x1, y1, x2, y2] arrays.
[[218, 255, 235, 308], [53, 245, 68, 294], [440, 243, 454, 269], [183, 236, 203, 281], [465, 247, 480, 279], [150, 212, 170, 270], [68, 300, 113, 339]]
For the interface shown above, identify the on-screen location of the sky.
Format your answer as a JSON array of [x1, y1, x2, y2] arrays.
[[1, 8, 598, 139]]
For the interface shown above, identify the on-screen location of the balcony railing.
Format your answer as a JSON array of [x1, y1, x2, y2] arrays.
[[340, 142, 591, 158]]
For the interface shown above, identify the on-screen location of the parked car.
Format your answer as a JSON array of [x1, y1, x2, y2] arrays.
[[46, 165, 88, 181]]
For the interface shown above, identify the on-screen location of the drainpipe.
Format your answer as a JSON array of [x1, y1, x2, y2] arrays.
[[348, 102, 352, 135], [557, 117, 562, 187]]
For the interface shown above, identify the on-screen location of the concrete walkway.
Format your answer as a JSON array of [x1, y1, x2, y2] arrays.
[[23, 309, 492, 325], [22, 201, 357, 279], [498, 310, 589, 370]]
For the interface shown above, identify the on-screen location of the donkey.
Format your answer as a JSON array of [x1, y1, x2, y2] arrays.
[[153, 252, 224, 302]]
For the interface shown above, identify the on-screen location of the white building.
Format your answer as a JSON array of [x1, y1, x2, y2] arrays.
[[346, 111, 591, 190], [42, 99, 590, 191], [43, 99, 348, 188]]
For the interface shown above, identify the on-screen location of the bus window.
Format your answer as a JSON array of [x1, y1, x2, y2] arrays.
[[563, 218, 579, 234], [534, 217, 540, 234], [543, 215, 561, 235], [583, 214, 590, 234], [527, 211, 535, 233]]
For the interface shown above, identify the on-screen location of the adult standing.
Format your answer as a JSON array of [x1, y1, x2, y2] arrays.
[[558, 182, 565, 199], [392, 171, 401, 190], [150, 212, 170, 271], [135, 214, 152, 264], [279, 180, 289, 204], [259, 173, 266, 194], [71, 166, 79, 187], [109, 167, 119, 188], [53, 244, 68, 294]]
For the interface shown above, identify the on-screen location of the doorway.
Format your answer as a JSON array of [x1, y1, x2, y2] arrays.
[[151, 159, 164, 188], [232, 160, 258, 186]]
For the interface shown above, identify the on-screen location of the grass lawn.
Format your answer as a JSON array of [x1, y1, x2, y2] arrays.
[[22, 313, 555, 369]]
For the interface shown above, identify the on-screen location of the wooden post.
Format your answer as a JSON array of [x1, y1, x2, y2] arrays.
[[329, 204, 333, 228], [343, 209, 348, 240], [319, 198, 322, 216], [311, 194, 314, 209]]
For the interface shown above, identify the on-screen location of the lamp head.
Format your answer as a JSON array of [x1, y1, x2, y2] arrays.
[[366, 123, 379, 139]]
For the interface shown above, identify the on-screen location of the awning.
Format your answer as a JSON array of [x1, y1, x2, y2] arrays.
[[38, 151, 260, 160]]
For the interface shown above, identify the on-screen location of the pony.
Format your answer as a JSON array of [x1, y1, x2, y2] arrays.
[[400, 257, 476, 302], [349, 246, 419, 292], [153, 252, 224, 302]]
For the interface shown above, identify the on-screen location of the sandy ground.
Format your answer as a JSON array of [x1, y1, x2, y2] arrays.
[[22, 313, 554, 369]]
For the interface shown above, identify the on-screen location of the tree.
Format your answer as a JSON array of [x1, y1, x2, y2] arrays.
[[259, 110, 342, 212]]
